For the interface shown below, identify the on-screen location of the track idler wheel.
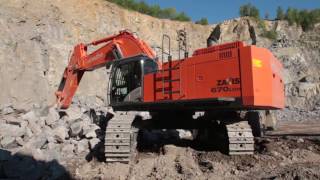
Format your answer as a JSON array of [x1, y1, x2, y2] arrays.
[[246, 110, 278, 137], [264, 110, 278, 131], [246, 111, 265, 137]]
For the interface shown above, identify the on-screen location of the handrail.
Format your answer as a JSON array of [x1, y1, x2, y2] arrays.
[[161, 34, 171, 97]]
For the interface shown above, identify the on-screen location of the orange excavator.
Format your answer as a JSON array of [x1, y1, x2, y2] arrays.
[[56, 30, 284, 162]]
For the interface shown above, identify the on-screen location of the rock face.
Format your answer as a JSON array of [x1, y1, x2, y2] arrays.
[[0, 0, 319, 117]]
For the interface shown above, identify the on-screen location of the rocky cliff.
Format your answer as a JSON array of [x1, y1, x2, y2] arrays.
[[0, 0, 319, 120]]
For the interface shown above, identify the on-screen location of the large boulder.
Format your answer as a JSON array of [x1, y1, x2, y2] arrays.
[[0, 124, 26, 138], [52, 125, 69, 143], [82, 124, 100, 139], [21, 111, 39, 122], [75, 139, 89, 154], [66, 106, 83, 120], [89, 138, 100, 149], [1, 136, 17, 148], [69, 119, 84, 137], [1, 105, 14, 115], [45, 107, 60, 126], [23, 132, 48, 149]]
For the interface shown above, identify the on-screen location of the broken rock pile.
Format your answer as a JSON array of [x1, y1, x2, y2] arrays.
[[0, 103, 109, 178]]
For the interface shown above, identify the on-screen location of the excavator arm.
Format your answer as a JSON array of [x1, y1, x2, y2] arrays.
[[55, 30, 156, 109]]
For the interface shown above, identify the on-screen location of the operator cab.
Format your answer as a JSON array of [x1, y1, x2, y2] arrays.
[[109, 55, 158, 105]]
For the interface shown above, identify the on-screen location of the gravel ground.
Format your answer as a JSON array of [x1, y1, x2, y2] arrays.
[[69, 122, 320, 179], [1, 106, 319, 179]]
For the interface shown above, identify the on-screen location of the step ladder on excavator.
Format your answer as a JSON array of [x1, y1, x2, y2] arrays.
[[160, 29, 188, 100]]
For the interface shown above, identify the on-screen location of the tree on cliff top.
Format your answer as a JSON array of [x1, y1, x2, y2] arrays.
[[107, 0, 191, 22], [276, 6, 285, 20], [195, 18, 209, 25], [285, 8, 320, 31], [239, 3, 260, 19]]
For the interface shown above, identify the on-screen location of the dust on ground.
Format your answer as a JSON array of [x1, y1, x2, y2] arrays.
[[71, 121, 320, 180]]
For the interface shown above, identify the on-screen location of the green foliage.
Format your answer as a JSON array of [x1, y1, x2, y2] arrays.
[[239, 3, 260, 19], [257, 18, 277, 40], [285, 7, 320, 31], [276, 6, 285, 20], [107, 0, 191, 22], [195, 18, 209, 25], [159, 8, 177, 19], [261, 30, 278, 40], [257, 18, 266, 30], [286, 8, 299, 25], [238, 3, 320, 32], [237, 3, 278, 40], [173, 12, 191, 21]]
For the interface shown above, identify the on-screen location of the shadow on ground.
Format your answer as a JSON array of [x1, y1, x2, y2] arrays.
[[85, 111, 113, 162], [0, 149, 71, 179], [134, 117, 230, 154]]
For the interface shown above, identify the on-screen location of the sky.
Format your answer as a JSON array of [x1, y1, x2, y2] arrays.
[[142, 0, 320, 24]]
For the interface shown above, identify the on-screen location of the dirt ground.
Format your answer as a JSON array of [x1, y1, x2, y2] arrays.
[[68, 121, 320, 180]]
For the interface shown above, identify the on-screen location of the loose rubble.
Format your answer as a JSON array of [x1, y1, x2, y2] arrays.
[[1, 104, 319, 179], [0, 103, 109, 179]]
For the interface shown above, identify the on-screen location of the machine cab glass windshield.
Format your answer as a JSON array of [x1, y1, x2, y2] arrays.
[[109, 56, 158, 104]]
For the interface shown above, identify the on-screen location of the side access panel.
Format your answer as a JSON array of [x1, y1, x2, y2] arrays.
[[144, 42, 243, 102], [183, 47, 241, 100]]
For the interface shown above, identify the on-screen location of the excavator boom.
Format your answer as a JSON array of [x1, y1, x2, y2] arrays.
[[55, 31, 156, 109]]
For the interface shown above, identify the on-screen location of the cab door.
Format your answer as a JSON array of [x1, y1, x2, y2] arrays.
[[108, 59, 142, 104], [108, 56, 159, 106]]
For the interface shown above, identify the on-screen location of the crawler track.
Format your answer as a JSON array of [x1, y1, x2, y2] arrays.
[[226, 121, 254, 155], [105, 113, 137, 163], [104, 113, 258, 163]]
